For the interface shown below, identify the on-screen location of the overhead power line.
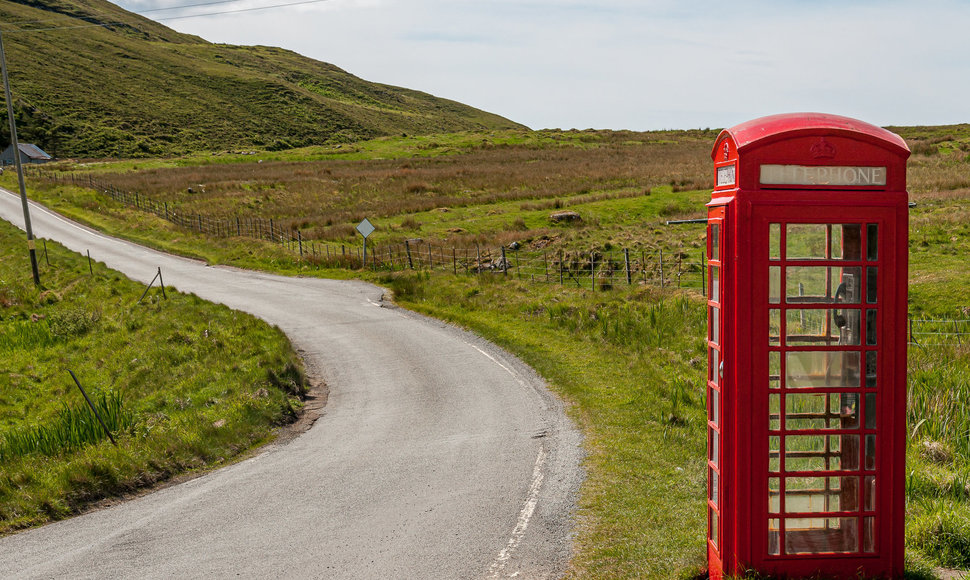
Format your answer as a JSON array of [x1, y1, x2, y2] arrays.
[[154, 0, 334, 21], [0, 0, 245, 28], [138, 0, 269, 13], [0, 0, 335, 33]]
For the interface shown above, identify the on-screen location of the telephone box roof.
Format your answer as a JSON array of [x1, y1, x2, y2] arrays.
[[712, 112, 910, 159]]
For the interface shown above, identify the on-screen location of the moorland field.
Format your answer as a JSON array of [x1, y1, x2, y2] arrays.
[[3, 124, 969, 578]]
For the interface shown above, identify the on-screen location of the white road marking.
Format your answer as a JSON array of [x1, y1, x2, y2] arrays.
[[16, 193, 115, 243], [488, 445, 547, 578], [469, 344, 529, 389], [471, 342, 548, 578]]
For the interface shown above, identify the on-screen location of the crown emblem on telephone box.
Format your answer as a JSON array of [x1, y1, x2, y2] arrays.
[[810, 137, 837, 159]]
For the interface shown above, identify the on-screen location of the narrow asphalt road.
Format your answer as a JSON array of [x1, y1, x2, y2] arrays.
[[0, 190, 583, 579]]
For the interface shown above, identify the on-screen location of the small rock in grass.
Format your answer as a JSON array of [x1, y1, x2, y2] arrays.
[[550, 210, 582, 223]]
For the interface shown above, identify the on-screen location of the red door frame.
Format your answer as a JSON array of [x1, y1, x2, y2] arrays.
[[741, 195, 906, 575], [706, 204, 727, 577]]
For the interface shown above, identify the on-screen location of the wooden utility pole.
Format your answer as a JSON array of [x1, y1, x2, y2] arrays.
[[0, 30, 39, 285]]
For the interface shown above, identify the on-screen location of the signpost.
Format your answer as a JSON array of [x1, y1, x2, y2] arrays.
[[356, 218, 375, 267]]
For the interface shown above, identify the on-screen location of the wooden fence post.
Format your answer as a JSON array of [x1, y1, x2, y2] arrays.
[[659, 249, 665, 289], [514, 248, 520, 278], [624, 248, 631, 285], [590, 252, 595, 291], [559, 249, 564, 285]]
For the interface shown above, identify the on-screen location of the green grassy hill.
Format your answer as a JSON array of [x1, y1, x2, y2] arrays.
[[0, 0, 524, 158]]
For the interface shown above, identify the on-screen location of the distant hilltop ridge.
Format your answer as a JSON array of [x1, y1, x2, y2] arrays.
[[0, 0, 524, 158]]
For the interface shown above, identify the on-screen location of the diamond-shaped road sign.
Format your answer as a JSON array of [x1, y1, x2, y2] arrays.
[[356, 218, 375, 239]]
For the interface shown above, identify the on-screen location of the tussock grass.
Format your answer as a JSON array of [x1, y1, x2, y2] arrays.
[[907, 502, 970, 568], [0, 319, 56, 351], [909, 344, 970, 458]]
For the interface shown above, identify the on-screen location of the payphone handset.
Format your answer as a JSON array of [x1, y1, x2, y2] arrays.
[[834, 269, 860, 344]]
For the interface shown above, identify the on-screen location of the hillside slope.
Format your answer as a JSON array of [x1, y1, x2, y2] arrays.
[[0, 0, 524, 157]]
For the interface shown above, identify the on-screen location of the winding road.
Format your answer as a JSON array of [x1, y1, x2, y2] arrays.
[[0, 189, 583, 579]]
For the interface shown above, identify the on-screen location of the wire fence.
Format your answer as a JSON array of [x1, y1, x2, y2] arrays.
[[37, 171, 708, 291], [35, 171, 970, 345], [908, 318, 970, 346], [41, 171, 316, 249], [366, 242, 706, 290]]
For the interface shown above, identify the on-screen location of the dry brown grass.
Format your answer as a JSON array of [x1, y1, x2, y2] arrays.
[[894, 124, 970, 193], [53, 126, 970, 249], [80, 131, 713, 241]]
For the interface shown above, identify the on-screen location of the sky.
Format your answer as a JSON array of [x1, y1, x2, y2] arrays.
[[115, 0, 970, 131]]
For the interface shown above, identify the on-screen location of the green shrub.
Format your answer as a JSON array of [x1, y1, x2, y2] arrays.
[[48, 308, 98, 339]]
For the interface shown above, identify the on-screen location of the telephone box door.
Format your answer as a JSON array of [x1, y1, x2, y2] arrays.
[[749, 205, 901, 573]]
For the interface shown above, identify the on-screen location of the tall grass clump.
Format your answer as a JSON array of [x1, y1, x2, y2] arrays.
[[907, 500, 970, 568], [908, 343, 970, 458], [0, 320, 57, 351], [0, 391, 131, 461]]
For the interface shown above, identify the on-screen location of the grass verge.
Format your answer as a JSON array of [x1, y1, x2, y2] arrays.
[[0, 221, 307, 535]]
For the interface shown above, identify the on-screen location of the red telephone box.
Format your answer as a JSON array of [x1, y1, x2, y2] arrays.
[[706, 113, 909, 579]]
